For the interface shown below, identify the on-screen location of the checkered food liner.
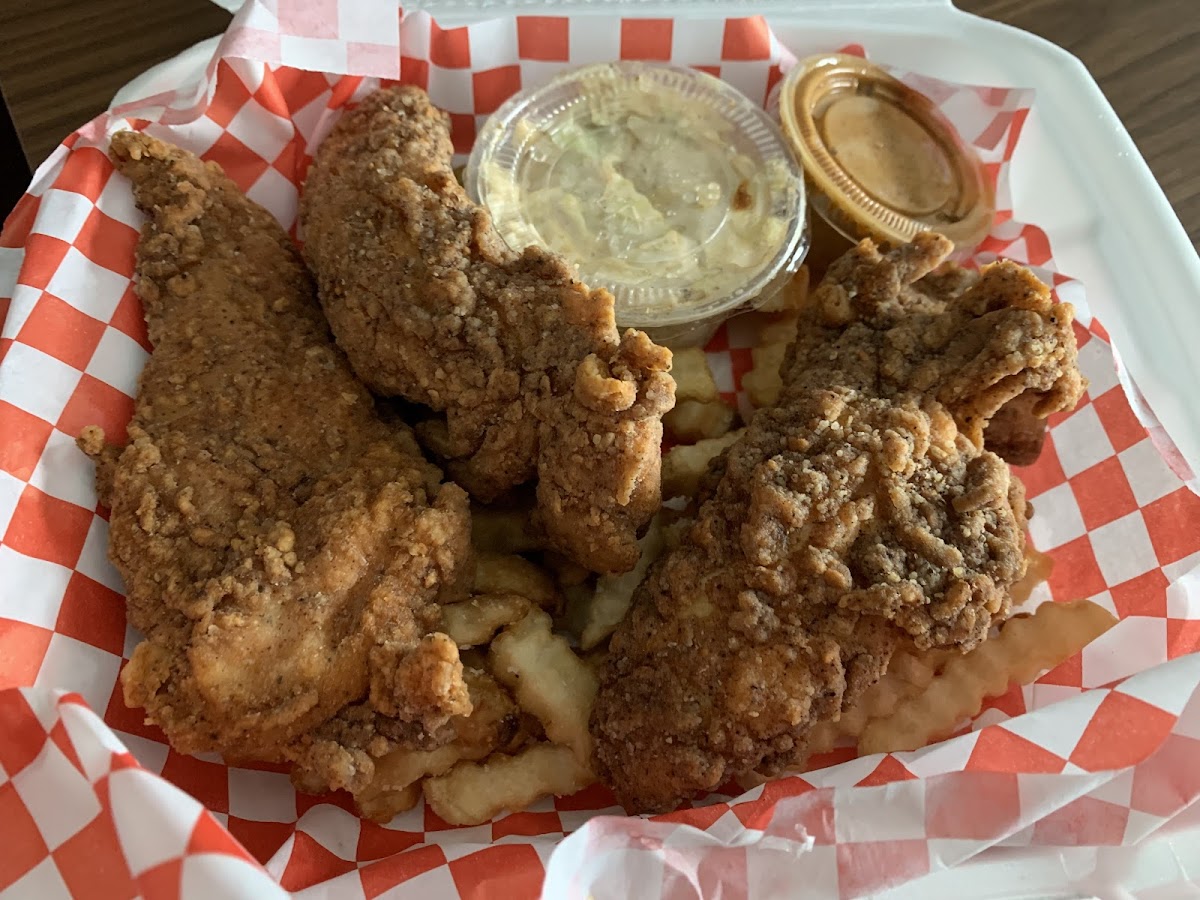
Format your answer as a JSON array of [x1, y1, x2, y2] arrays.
[[1, 3, 1199, 898]]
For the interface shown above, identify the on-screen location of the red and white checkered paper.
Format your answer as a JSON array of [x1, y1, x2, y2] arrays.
[[2, 3, 1200, 898]]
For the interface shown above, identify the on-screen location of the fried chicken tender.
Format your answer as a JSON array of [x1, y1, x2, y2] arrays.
[[870, 263, 1052, 466], [590, 234, 1085, 812], [83, 132, 473, 763], [789, 235, 1085, 440], [868, 264, 1056, 465], [300, 86, 675, 575]]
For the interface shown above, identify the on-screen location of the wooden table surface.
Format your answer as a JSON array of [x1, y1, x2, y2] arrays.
[[1, 0, 1197, 244]]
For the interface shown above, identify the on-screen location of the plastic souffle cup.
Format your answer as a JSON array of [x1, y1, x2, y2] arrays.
[[465, 61, 810, 348], [778, 52, 995, 276]]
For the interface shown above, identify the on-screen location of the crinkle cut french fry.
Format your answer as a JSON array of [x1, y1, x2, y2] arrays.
[[759, 314, 800, 347], [664, 399, 736, 444], [742, 313, 799, 409], [357, 670, 517, 822], [804, 646, 954, 755], [358, 745, 460, 823], [740, 646, 954, 786], [742, 342, 788, 409], [358, 780, 422, 824], [1011, 547, 1055, 607], [579, 515, 667, 650], [756, 265, 809, 313], [441, 594, 532, 647], [473, 552, 559, 608], [671, 347, 719, 403], [488, 608, 599, 764], [423, 743, 595, 826], [661, 430, 743, 499], [858, 600, 1117, 755], [371, 744, 466, 795]]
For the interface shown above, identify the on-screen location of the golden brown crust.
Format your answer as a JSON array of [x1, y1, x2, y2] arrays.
[[100, 131, 472, 763], [794, 234, 1085, 446], [300, 86, 675, 574], [590, 235, 1085, 813]]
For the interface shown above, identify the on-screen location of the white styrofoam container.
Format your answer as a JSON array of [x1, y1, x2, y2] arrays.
[[108, 3, 1198, 896]]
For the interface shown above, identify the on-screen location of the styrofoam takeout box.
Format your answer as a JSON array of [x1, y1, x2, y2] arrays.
[[5, 1, 1198, 898]]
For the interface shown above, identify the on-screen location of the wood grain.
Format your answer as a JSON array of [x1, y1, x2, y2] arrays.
[[0, 0, 231, 162], [0, 0, 1195, 242], [959, 0, 1200, 243]]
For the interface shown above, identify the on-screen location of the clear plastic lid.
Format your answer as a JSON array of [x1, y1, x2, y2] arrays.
[[465, 62, 808, 342], [779, 54, 995, 250]]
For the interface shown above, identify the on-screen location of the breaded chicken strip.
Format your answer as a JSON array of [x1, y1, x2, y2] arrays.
[[861, 261, 1055, 467], [81, 133, 473, 762], [300, 86, 675, 575], [590, 234, 1085, 812]]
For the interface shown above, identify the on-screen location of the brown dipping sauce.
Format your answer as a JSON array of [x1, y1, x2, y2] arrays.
[[779, 54, 995, 277]]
